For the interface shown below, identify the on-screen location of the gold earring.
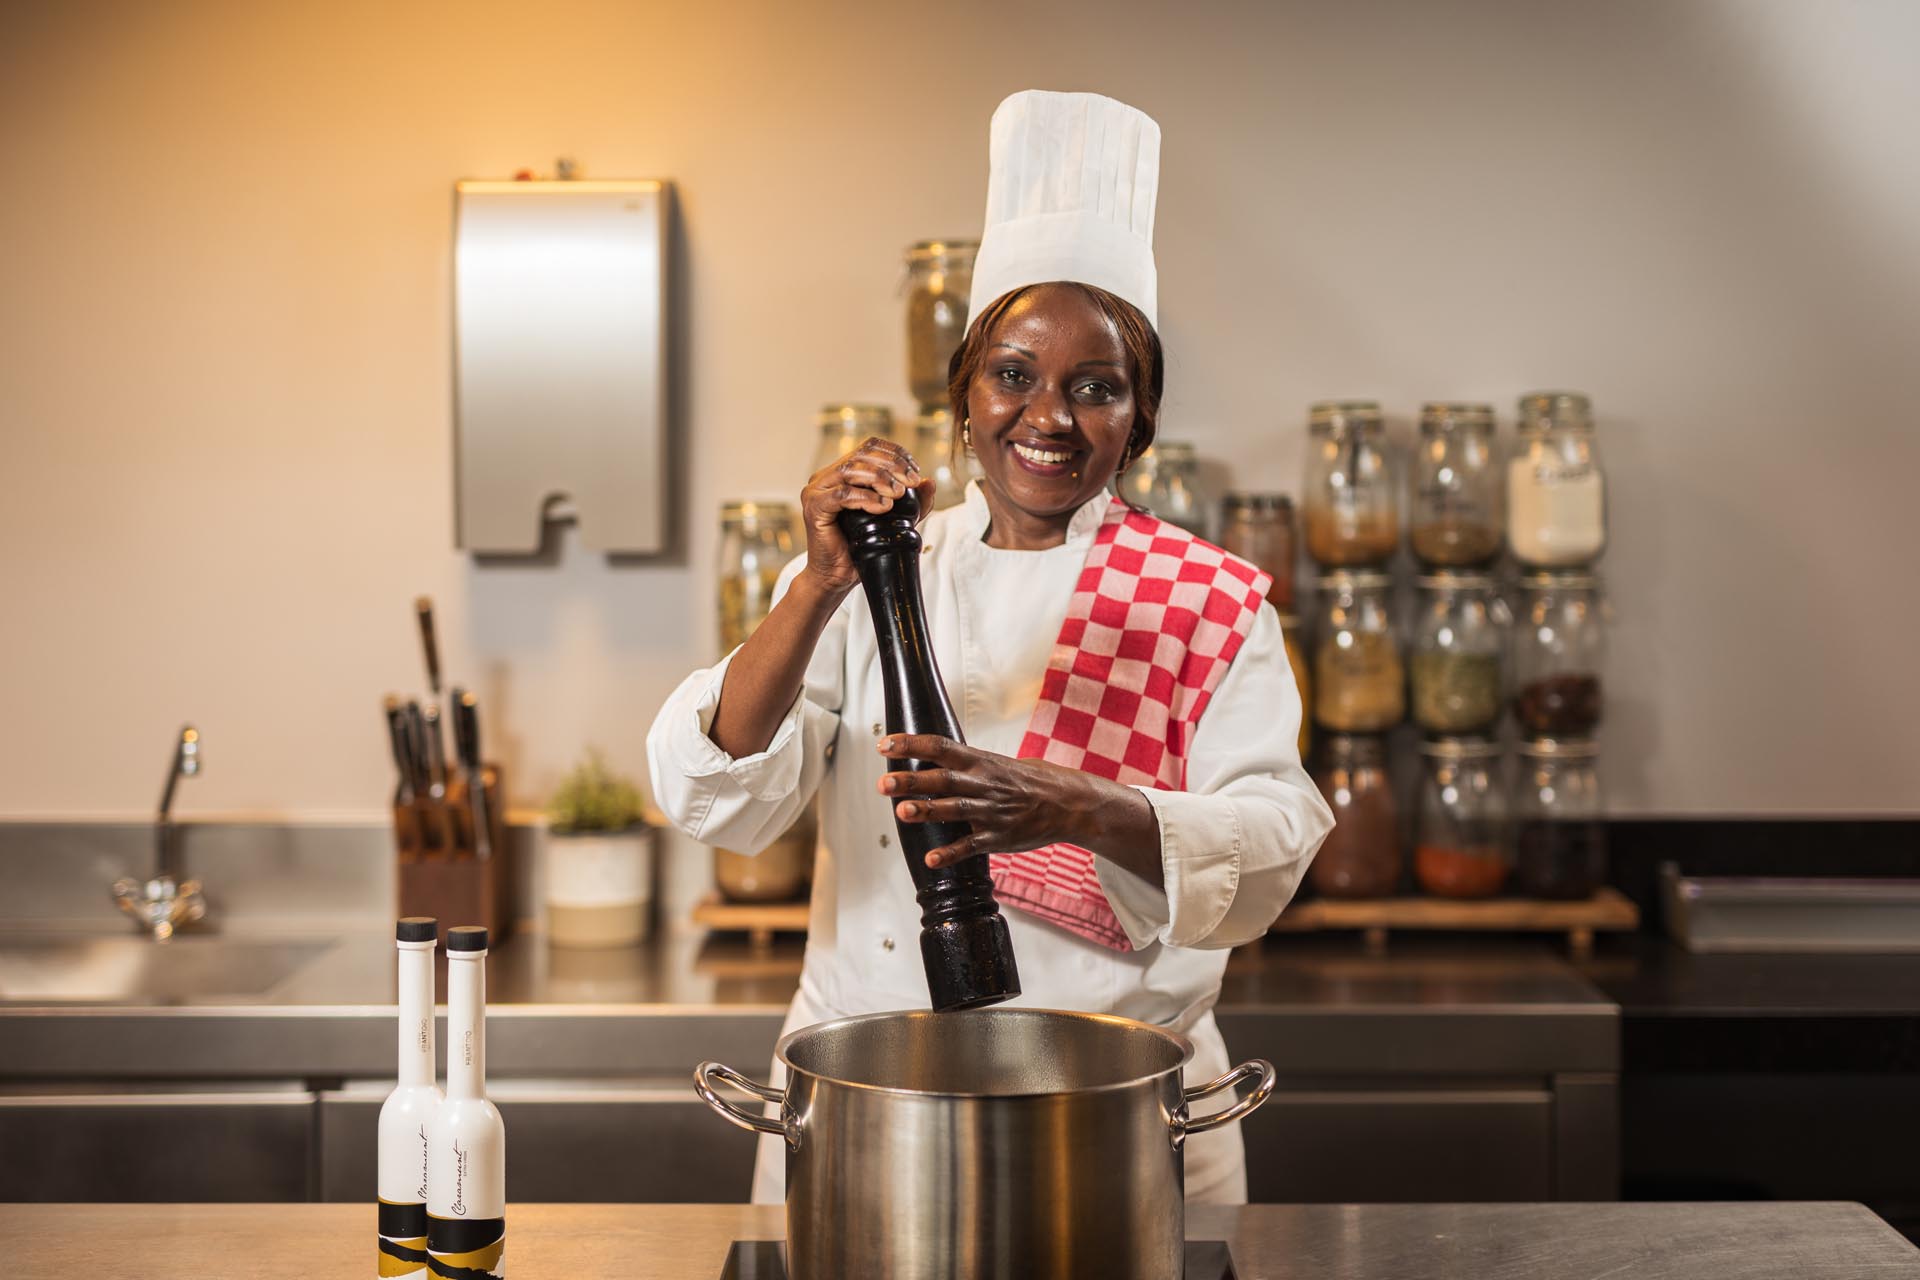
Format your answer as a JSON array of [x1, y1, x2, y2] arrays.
[[962, 418, 973, 450]]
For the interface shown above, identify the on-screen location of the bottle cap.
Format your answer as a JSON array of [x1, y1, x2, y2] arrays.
[[396, 917, 438, 943], [447, 925, 490, 953]]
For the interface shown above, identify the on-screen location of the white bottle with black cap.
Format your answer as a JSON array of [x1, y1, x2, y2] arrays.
[[377, 917, 440, 1279], [428, 925, 505, 1279]]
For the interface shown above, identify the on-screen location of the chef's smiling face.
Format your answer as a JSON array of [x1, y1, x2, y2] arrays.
[[965, 284, 1138, 548]]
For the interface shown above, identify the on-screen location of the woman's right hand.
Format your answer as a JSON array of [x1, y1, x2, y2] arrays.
[[799, 436, 933, 596]]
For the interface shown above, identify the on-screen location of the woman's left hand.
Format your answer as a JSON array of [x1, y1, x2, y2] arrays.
[[876, 734, 1101, 868]]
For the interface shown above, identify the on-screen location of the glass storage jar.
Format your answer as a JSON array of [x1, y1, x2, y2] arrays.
[[1308, 733, 1401, 898], [1302, 400, 1399, 566], [1414, 736, 1509, 898], [905, 240, 977, 408], [1410, 571, 1508, 734], [1311, 570, 1404, 732], [715, 501, 814, 901], [812, 404, 897, 475], [1118, 441, 1209, 537], [1278, 613, 1310, 759], [1508, 391, 1606, 567], [912, 407, 978, 511], [1513, 737, 1606, 900], [1220, 492, 1296, 613], [1511, 571, 1605, 736], [1411, 402, 1503, 566], [717, 501, 800, 655]]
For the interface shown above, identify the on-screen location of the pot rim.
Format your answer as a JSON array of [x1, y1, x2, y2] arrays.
[[774, 1006, 1198, 1100]]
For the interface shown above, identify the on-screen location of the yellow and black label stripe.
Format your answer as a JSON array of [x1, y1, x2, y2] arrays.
[[427, 1213, 504, 1280], [379, 1198, 429, 1277]]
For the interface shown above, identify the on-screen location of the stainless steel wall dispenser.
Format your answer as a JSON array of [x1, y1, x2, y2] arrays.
[[453, 180, 670, 555]]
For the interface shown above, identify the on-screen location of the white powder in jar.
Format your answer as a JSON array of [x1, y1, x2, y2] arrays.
[[1507, 454, 1605, 566]]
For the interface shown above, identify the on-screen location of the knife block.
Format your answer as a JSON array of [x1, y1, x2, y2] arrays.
[[395, 763, 513, 943]]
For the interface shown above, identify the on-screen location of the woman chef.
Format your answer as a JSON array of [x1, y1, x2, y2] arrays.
[[647, 90, 1333, 1205]]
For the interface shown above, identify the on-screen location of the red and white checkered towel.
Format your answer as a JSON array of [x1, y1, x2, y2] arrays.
[[989, 501, 1272, 951]]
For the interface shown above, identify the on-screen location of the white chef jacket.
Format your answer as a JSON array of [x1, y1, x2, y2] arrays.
[[648, 483, 1333, 1204]]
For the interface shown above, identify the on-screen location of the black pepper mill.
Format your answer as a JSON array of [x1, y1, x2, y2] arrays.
[[839, 489, 1021, 1012]]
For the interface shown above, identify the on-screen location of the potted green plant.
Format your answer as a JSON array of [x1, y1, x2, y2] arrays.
[[544, 749, 654, 948]]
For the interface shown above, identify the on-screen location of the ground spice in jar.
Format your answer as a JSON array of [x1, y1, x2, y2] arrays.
[[1513, 674, 1602, 735], [1311, 790, 1401, 899], [1514, 819, 1606, 900], [1314, 632, 1405, 731], [908, 284, 970, 407], [1305, 508, 1399, 566], [1508, 456, 1605, 567], [1308, 736, 1401, 899], [1415, 843, 1508, 898], [719, 567, 786, 654], [1411, 652, 1502, 733], [1411, 519, 1502, 567]]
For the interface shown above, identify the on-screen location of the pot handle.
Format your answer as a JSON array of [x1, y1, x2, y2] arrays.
[[1178, 1059, 1277, 1136], [694, 1061, 790, 1139]]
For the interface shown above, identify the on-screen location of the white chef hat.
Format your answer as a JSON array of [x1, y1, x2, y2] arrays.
[[968, 90, 1162, 330]]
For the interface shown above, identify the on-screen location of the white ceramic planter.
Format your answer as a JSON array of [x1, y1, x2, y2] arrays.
[[545, 828, 654, 947]]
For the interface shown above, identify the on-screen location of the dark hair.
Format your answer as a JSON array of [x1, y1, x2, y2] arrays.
[[945, 281, 1164, 479]]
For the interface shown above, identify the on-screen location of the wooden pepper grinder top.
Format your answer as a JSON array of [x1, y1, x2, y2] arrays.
[[838, 489, 1022, 1012]]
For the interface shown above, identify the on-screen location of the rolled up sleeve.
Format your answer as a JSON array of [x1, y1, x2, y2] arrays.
[[1095, 606, 1334, 950], [645, 562, 847, 855]]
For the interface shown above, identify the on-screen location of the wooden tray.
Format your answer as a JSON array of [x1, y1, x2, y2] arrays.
[[692, 892, 810, 954], [1271, 888, 1640, 958]]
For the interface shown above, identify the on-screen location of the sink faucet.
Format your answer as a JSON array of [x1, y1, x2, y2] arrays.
[[113, 725, 207, 941]]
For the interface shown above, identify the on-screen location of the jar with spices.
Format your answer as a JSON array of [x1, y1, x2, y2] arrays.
[[1511, 571, 1605, 736], [1508, 391, 1606, 568], [1410, 572, 1508, 734], [1278, 614, 1310, 759], [1414, 737, 1509, 899], [717, 501, 800, 654], [1308, 733, 1401, 898], [1311, 570, 1404, 732], [904, 241, 977, 408], [812, 404, 897, 475], [1118, 441, 1209, 537], [1411, 402, 1503, 566], [714, 502, 814, 901], [1302, 401, 1399, 566], [1513, 737, 1607, 900], [912, 407, 978, 511], [1220, 493, 1297, 612]]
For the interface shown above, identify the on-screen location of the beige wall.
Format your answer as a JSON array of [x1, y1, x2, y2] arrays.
[[3, 0, 1917, 820]]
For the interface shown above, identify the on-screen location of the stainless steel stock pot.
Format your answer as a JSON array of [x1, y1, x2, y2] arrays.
[[696, 1007, 1276, 1280]]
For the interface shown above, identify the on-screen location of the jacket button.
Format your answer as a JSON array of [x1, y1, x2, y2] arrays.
[[882, 937, 896, 952], [872, 722, 883, 737], [879, 834, 890, 848]]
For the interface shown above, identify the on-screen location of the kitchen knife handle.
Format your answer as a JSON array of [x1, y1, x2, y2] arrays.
[[454, 690, 492, 861], [383, 697, 417, 807], [415, 596, 442, 697], [422, 704, 448, 799], [453, 689, 483, 772], [402, 701, 447, 852]]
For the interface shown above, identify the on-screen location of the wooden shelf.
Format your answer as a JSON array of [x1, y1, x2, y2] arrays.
[[692, 892, 810, 953], [1271, 888, 1640, 958]]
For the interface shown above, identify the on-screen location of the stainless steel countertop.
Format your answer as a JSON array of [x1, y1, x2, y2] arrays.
[[0, 930, 1618, 1079], [5, 1201, 1915, 1277]]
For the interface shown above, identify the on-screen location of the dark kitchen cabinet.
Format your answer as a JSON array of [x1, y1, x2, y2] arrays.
[[0, 1085, 317, 1202]]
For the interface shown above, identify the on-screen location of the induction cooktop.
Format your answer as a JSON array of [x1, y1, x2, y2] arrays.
[[718, 1240, 1236, 1279]]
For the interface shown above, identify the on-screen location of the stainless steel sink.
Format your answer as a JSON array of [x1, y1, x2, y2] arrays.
[[0, 935, 335, 1003]]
